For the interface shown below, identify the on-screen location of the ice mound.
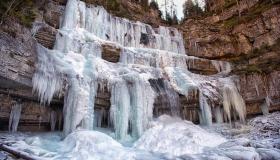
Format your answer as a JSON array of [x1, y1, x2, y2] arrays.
[[134, 115, 227, 156], [0, 131, 171, 160], [55, 130, 135, 160]]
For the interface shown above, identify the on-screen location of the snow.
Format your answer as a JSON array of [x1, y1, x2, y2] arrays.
[[2, 114, 280, 159], [134, 115, 226, 156], [248, 112, 280, 140]]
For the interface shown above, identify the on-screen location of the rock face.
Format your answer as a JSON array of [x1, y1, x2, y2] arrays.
[[182, 1, 280, 59], [240, 71, 280, 116], [180, 0, 280, 116], [0, 0, 165, 132], [0, 0, 279, 132], [84, 0, 162, 27], [0, 0, 67, 131]]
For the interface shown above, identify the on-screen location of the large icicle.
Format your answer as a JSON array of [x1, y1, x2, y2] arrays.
[[9, 101, 22, 132], [110, 79, 131, 140], [127, 75, 155, 138], [222, 78, 246, 123]]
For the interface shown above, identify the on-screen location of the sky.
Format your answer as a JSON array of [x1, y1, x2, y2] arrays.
[[154, 0, 205, 20]]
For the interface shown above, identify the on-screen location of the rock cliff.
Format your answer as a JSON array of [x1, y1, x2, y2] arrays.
[[0, 0, 279, 132], [0, 0, 164, 131], [180, 0, 280, 116]]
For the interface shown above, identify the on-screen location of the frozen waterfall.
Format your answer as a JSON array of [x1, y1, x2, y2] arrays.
[[32, 0, 246, 140], [9, 101, 22, 132]]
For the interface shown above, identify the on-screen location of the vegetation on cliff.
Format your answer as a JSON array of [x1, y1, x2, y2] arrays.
[[231, 38, 280, 74], [183, 0, 204, 20], [223, 0, 280, 29], [0, 0, 36, 27]]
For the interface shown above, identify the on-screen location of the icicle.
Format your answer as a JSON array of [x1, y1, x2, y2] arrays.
[[214, 107, 223, 123], [254, 81, 260, 96], [222, 79, 246, 123], [32, 45, 63, 105], [261, 96, 272, 115], [63, 78, 97, 136], [211, 60, 232, 74], [199, 93, 212, 125], [9, 101, 22, 132], [109, 79, 131, 140], [127, 76, 155, 138]]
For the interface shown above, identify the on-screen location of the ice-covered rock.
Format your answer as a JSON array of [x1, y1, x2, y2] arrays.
[[249, 112, 280, 140]]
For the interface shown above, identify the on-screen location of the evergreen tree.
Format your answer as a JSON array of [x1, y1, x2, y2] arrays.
[[165, 12, 173, 25], [140, 0, 149, 9], [183, 0, 204, 19], [194, 0, 203, 16], [149, 0, 159, 10], [172, 11, 178, 25]]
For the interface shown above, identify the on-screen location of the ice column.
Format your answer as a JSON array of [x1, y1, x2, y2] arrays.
[[63, 78, 97, 136], [110, 80, 131, 140], [128, 76, 155, 138], [222, 80, 246, 123], [199, 93, 213, 125], [109, 76, 155, 140], [9, 101, 22, 132]]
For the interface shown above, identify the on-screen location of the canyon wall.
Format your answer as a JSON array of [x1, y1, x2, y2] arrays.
[[0, 0, 163, 131], [0, 0, 279, 132], [180, 0, 280, 116]]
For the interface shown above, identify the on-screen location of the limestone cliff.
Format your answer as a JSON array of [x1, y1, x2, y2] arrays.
[[180, 0, 280, 116]]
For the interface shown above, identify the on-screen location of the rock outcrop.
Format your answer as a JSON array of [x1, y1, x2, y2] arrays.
[[180, 0, 280, 116], [0, 0, 165, 131]]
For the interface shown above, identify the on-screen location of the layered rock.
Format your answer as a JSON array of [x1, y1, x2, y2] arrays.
[[181, 1, 280, 59], [82, 0, 162, 27], [180, 0, 280, 116], [0, 0, 64, 131], [240, 71, 280, 116]]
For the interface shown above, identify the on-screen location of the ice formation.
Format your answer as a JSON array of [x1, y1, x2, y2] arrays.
[[3, 115, 280, 160], [32, 0, 247, 140], [8, 102, 22, 132], [134, 115, 227, 156]]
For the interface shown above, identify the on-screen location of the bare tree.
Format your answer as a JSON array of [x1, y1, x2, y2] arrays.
[[236, 0, 241, 17], [0, 0, 16, 25]]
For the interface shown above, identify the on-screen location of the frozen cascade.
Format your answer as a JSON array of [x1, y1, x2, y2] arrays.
[[32, 0, 247, 140], [149, 79, 180, 117], [199, 92, 213, 125], [164, 67, 246, 124], [110, 79, 131, 140], [222, 78, 247, 123], [9, 102, 22, 132]]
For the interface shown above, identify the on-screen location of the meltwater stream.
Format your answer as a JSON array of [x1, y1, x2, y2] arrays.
[[3, 0, 271, 159]]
